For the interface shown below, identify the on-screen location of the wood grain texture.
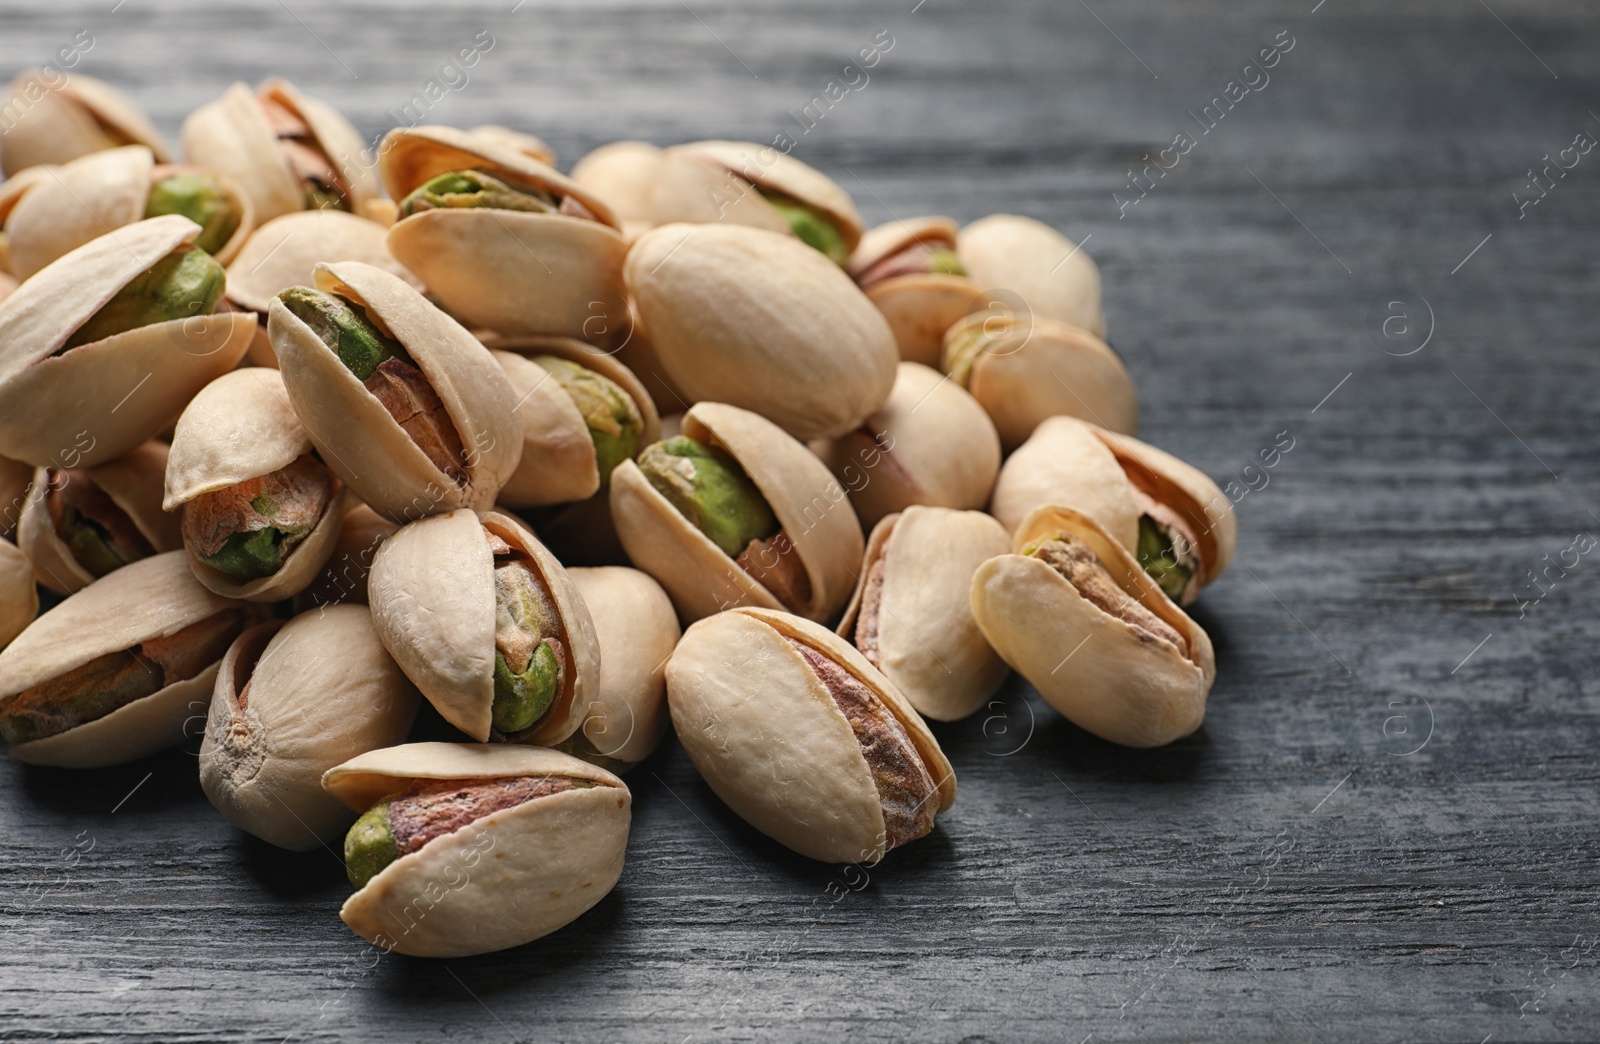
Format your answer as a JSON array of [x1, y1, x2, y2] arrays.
[[3, 1, 1598, 1040]]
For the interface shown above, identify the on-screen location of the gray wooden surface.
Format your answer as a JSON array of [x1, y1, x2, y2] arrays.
[[3, 1, 1598, 1041]]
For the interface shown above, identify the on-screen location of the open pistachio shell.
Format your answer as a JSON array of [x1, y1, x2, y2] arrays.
[[200, 607, 419, 851], [970, 505, 1215, 748], [958, 214, 1105, 338], [570, 140, 663, 242], [323, 742, 630, 958], [0, 166, 58, 275], [626, 223, 897, 441], [469, 125, 556, 166], [269, 259, 522, 523], [0, 72, 170, 177], [367, 509, 599, 745], [849, 217, 984, 367], [0, 537, 38, 650], [0, 272, 16, 304], [812, 361, 1001, 533], [667, 608, 955, 863], [0, 455, 31, 538], [837, 507, 1011, 722], [0, 215, 255, 469], [297, 502, 400, 610], [611, 401, 864, 623]]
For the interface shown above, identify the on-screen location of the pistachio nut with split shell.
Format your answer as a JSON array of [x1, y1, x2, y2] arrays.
[[668, 608, 955, 863], [0, 215, 254, 469], [164, 368, 344, 601], [942, 309, 1137, 450], [0, 538, 38, 650], [812, 361, 1001, 532], [324, 743, 631, 958], [0, 551, 253, 767], [0, 455, 31, 537], [269, 260, 521, 524], [970, 505, 1215, 748], [570, 140, 663, 242], [0, 71, 170, 178], [469, 125, 556, 166], [958, 214, 1105, 338], [849, 217, 984, 366], [367, 509, 598, 746], [379, 126, 627, 343], [0, 167, 58, 276], [18, 439, 181, 596], [626, 224, 897, 440], [297, 503, 400, 610], [611, 402, 863, 623], [181, 79, 377, 222], [199, 607, 419, 851], [990, 416, 1236, 605], [838, 507, 1011, 722]]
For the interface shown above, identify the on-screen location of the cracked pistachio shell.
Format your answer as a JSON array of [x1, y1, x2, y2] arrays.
[[611, 401, 864, 623], [0, 455, 31, 538], [469, 125, 556, 166], [379, 126, 627, 344], [849, 217, 984, 367], [0, 537, 37, 650], [942, 310, 1137, 450], [0, 216, 255, 469], [323, 742, 631, 958], [970, 505, 1215, 748], [0, 551, 241, 767], [200, 607, 419, 851], [626, 224, 897, 440], [812, 361, 1001, 533], [570, 141, 663, 242], [367, 509, 599, 745], [0, 71, 170, 177], [837, 507, 1011, 722], [990, 416, 1236, 601], [958, 214, 1104, 338], [18, 439, 182, 596], [564, 567, 678, 771], [296, 502, 400, 610], [667, 608, 955, 863], [269, 260, 522, 524]]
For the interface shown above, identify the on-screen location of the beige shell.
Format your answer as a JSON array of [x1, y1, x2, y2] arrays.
[[812, 361, 1000, 533], [969, 505, 1215, 748], [652, 141, 863, 252], [943, 311, 1137, 449], [610, 301, 689, 415], [667, 608, 955, 863], [0, 537, 38, 650], [0, 215, 255, 468], [0, 551, 241, 767], [296, 502, 399, 610], [0, 271, 16, 304], [837, 507, 1011, 722], [324, 742, 631, 958], [469, 125, 555, 166], [0, 71, 170, 177], [564, 566, 679, 769], [199, 607, 419, 851], [18, 439, 182, 595], [367, 509, 599, 744], [269, 260, 522, 524], [570, 141, 663, 242], [626, 223, 897, 440], [0, 454, 31, 538], [225, 209, 420, 313], [849, 217, 984, 367], [611, 401, 864, 623], [958, 214, 1104, 337]]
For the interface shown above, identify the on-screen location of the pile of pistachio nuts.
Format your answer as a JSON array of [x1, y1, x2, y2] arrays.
[[0, 73, 1237, 958]]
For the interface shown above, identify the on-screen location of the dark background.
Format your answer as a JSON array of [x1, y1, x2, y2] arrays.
[[2, 1, 1597, 1041]]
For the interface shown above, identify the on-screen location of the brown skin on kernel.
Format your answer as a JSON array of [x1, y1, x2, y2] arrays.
[[363, 357, 468, 485], [736, 531, 813, 612], [259, 93, 349, 210], [854, 553, 887, 670], [388, 775, 585, 856], [1030, 534, 1188, 655], [45, 468, 156, 578], [181, 454, 335, 559]]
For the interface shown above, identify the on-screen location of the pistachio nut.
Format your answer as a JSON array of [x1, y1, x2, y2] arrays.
[[667, 608, 956, 863], [611, 402, 863, 623], [0, 551, 251, 767], [607, 300, 690, 415], [0, 454, 31, 538], [0, 166, 58, 276], [626, 223, 897, 441], [164, 368, 344, 600], [199, 607, 419, 851], [297, 502, 400, 610], [367, 509, 599, 745], [323, 742, 630, 958], [0, 272, 16, 305], [848, 216, 984, 366], [942, 309, 1137, 450], [812, 361, 1001, 532], [17, 439, 182, 596], [0, 537, 38, 650], [958, 213, 1105, 338], [468, 125, 556, 166], [837, 507, 1011, 722], [990, 416, 1236, 605], [181, 79, 378, 222], [0, 216, 255, 469], [0, 71, 170, 177], [570, 140, 663, 242], [378, 126, 627, 344], [970, 505, 1215, 748], [268, 260, 521, 523]]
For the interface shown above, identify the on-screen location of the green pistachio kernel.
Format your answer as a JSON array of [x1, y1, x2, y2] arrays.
[[759, 190, 849, 266], [275, 286, 411, 380], [144, 173, 242, 255], [200, 526, 302, 581], [637, 437, 779, 559], [64, 247, 225, 351], [398, 169, 557, 217], [344, 800, 398, 889], [532, 355, 642, 486], [928, 248, 967, 277], [493, 641, 561, 734], [492, 555, 565, 735], [1136, 515, 1195, 602]]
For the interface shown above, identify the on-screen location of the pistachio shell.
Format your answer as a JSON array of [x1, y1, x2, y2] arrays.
[[0, 72, 170, 177], [226, 210, 420, 315], [323, 742, 630, 958], [570, 140, 662, 241], [0, 537, 38, 649], [469, 125, 556, 166], [1097, 426, 1237, 590], [0, 272, 16, 304], [958, 214, 1104, 337], [565, 566, 679, 769], [650, 149, 791, 235], [296, 501, 399, 610], [199, 607, 419, 851], [849, 217, 983, 366], [0, 166, 58, 250], [610, 302, 689, 415], [654, 141, 863, 252], [0, 455, 30, 538]]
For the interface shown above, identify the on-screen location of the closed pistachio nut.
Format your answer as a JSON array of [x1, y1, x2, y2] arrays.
[[668, 608, 956, 863], [958, 214, 1104, 337], [849, 217, 984, 366], [325, 742, 631, 958], [626, 223, 897, 441], [0, 71, 170, 177], [570, 140, 663, 241], [200, 607, 419, 851], [0, 537, 38, 650], [970, 505, 1215, 748]]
